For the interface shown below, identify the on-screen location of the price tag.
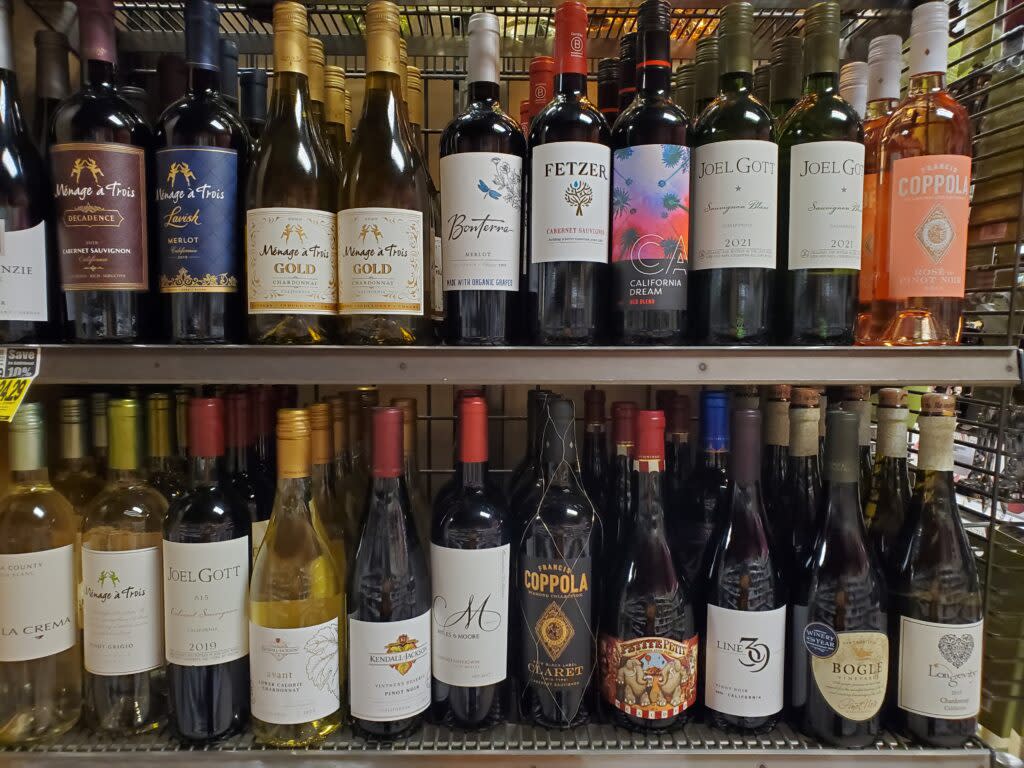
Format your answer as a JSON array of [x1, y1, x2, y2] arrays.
[[0, 347, 40, 422]]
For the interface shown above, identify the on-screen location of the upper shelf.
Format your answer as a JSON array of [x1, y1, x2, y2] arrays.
[[24, 344, 1023, 386]]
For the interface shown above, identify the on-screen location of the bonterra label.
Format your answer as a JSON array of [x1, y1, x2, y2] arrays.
[[599, 634, 698, 719], [805, 622, 888, 721], [898, 616, 983, 720], [51, 143, 148, 290], [337, 207, 425, 315]]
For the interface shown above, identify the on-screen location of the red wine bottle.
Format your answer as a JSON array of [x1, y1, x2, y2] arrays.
[[610, 0, 691, 344], [225, 389, 272, 560], [864, 387, 911, 568], [581, 389, 609, 516], [665, 393, 692, 508], [508, 389, 551, 509], [600, 410, 697, 730], [528, 1, 611, 344], [596, 58, 620, 125], [617, 33, 637, 112], [239, 69, 267, 141], [761, 385, 790, 522], [704, 409, 785, 732], [430, 396, 509, 728], [439, 13, 524, 345], [33, 30, 70, 155], [840, 385, 873, 503], [606, 400, 636, 557]]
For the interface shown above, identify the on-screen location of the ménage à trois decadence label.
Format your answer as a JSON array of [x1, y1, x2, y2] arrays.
[[51, 143, 148, 291]]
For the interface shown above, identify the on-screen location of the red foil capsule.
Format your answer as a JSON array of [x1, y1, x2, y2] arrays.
[[529, 55, 555, 115], [372, 407, 404, 479], [554, 1, 589, 76], [189, 397, 225, 458], [458, 397, 489, 464], [635, 409, 666, 463]]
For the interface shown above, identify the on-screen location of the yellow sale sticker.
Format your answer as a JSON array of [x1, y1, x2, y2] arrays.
[[0, 347, 40, 422]]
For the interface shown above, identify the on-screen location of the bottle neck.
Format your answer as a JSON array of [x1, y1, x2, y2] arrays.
[[720, 70, 753, 97], [109, 466, 143, 484], [701, 449, 728, 470], [84, 58, 116, 90], [458, 460, 487, 490], [555, 72, 587, 97], [225, 440, 251, 474], [824, 481, 863, 531], [269, 70, 314, 129], [637, 27, 671, 96], [11, 467, 50, 487], [188, 455, 221, 487], [633, 467, 666, 528], [188, 65, 220, 96], [865, 97, 898, 120], [468, 80, 500, 105], [361, 70, 408, 136], [908, 71, 946, 97], [803, 70, 838, 96], [0, 69, 25, 135], [637, 63, 671, 96]]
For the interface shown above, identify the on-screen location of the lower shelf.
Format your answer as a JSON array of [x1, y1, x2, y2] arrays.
[[0, 723, 993, 767]]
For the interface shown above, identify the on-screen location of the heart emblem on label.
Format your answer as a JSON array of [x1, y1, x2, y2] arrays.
[[938, 633, 974, 668]]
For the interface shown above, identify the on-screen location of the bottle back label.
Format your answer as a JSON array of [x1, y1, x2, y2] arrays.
[[348, 612, 431, 721], [440, 152, 522, 292], [805, 623, 888, 721], [163, 537, 249, 667], [246, 207, 337, 315], [611, 144, 689, 312], [887, 155, 970, 299], [530, 142, 611, 264], [705, 603, 786, 717], [599, 634, 698, 718], [0, 544, 76, 662], [692, 140, 778, 270], [337, 207, 425, 315], [897, 616, 982, 719], [250, 617, 340, 724], [787, 141, 865, 271], [156, 147, 239, 294], [51, 143, 148, 291], [0, 220, 48, 322], [430, 543, 509, 687], [82, 545, 164, 675]]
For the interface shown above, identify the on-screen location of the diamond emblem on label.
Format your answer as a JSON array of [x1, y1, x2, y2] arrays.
[[536, 601, 574, 661], [938, 633, 974, 669], [915, 204, 955, 264]]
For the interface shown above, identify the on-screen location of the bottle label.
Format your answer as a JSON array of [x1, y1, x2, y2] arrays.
[[439, 152, 522, 292], [337, 207, 425, 315], [156, 147, 239, 294], [705, 604, 786, 717], [430, 543, 510, 687], [805, 623, 888, 721], [860, 170, 879, 302], [0, 544, 76, 662], [246, 207, 337, 315], [250, 617, 340, 724], [599, 634, 698, 718], [51, 143, 148, 291], [530, 141, 611, 265], [611, 144, 690, 312], [348, 612, 431, 721], [886, 155, 970, 299], [692, 140, 778, 270], [519, 555, 594, 711], [162, 537, 249, 667], [0, 220, 48, 322], [82, 546, 164, 676], [251, 518, 269, 559], [787, 141, 865, 271], [897, 616, 982, 719]]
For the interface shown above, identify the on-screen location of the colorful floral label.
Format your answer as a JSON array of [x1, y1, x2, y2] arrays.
[[600, 634, 698, 719]]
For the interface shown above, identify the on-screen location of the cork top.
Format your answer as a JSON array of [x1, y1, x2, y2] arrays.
[[841, 385, 869, 401], [877, 387, 908, 409], [766, 385, 792, 401], [921, 392, 956, 417], [791, 387, 821, 408]]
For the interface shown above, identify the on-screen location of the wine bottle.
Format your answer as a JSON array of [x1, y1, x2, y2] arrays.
[[145, 393, 187, 502], [323, 65, 348, 167], [307, 38, 336, 174], [219, 39, 239, 110], [864, 387, 911, 568], [581, 388, 610, 517], [518, 396, 600, 727], [606, 400, 636, 558], [431, 396, 510, 728], [839, 384, 873, 502], [817, 387, 827, 465], [597, 57, 620, 125], [0, 403, 81, 745], [890, 393, 982, 746], [529, 56, 555, 120], [508, 389, 551, 505], [704, 409, 786, 732], [761, 385, 790, 521], [665, 393, 692, 507], [610, 0, 691, 345], [53, 397, 105, 530], [338, 1, 433, 345], [309, 403, 347, 576], [778, 1, 863, 345], [691, 3, 777, 345], [32, 30, 70, 154], [327, 395, 361, 549], [81, 398, 168, 735], [752, 64, 770, 105], [673, 63, 696, 117], [528, 0, 611, 345], [163, 397, 250, 743], [518, 99, 530, 135], [250, 408, 343, 747], [158, 54, 188, 116], [693, 36, 719, 116], [50, 0, 152, 343], [617, 32, 637, 112], [522, 55, 553, 330], [390, 397, 431, 558], [601, 409, 697, 730], [240, 69, 268, 141], [439, 13, 524, 345], [800, 409, 887, 748], [873, 1, 971, 345], [154, 0, 248, 344], [90, 392, 109, 475], [345, 389, 372, 501], [225, 389, 273, 559], [838, 61, 867, 119], [350, 407, 431, 739], [245, 1, 338, 345], [769, 37, 802, 121], [432, 389, 493, 515], [174, 388, 191, 471]]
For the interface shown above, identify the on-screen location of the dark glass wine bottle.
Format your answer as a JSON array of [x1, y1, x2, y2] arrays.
[[33, 30, 70, 154], [596, 57, 620, 126], [889, 393, 982, 747], [617, 33, 637, 112], [439, 12, 524, 345], [239, 69, 267, 142], [761, 385, 790, 522], [840, 385, 873, 502], [691, 2, 777, 345], [225, 389, 273, 559], [155, 0, 248, 344], [704, 409, 786, 732], [528, 0, 611, 345], [326, 395, 361, 549], [610, 0, 690, 345], [250, 385, 276, 494], [518, 396, 600, 728], [163, 397, 250, 743], [50, 0, 152, 343], [349, 407, 431, 739], [777, 1, 863, 345], [581, 389, 609, 516], [665, 393, 692, 508], [430, 396, 509, 728], [864, 388, 911, 568], [606, 400, 636, 560], [769, 37, 802, 121], [600, 410, 697, 730], [693, 36, 719, 116], [145, 393, 187, 503], [752, 65, 770, 105], [219, 39, 238, 110], [800, 409, 887, 748], [508, 389, 551, 506], [672, 63, 696, 118]]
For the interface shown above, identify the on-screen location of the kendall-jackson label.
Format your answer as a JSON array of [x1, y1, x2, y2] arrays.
[[440, 152, 522, 292], [0, 545, 76, 662], [246, 207, 337, 315], [337, 207, 424, 315], [0, 220, 48, 322], [51, 143, 148, 291], [530, 141, 611, 265], [898, 616, 982, 720], [692, 140, 778, 270], [599, 634, 698, 719], [349, 612, 431, 722], [156, 147, 239, 294], [611, 144, 690, 312], [788, 141, 865, 271]]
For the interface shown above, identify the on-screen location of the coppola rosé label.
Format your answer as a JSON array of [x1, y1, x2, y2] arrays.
[[599, 634, 698, 719]]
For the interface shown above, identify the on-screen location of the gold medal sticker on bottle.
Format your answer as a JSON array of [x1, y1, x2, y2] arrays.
[[809, 628, 888, 722]]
